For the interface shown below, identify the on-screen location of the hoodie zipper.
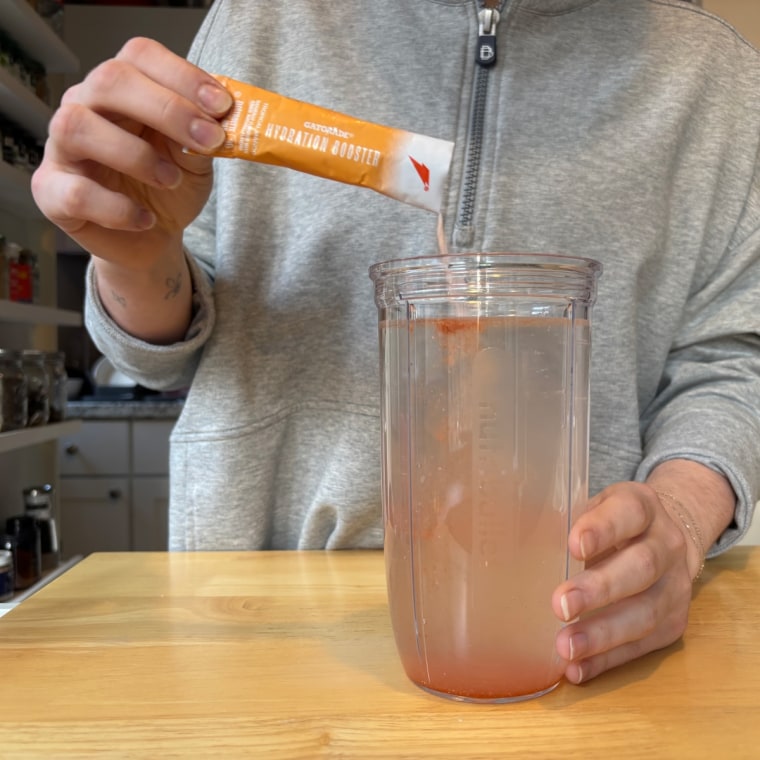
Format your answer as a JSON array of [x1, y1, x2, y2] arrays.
[[454, 0, 506, 248]]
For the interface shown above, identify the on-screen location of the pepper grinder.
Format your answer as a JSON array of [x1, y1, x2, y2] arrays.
[[23, 484, 60, 572]]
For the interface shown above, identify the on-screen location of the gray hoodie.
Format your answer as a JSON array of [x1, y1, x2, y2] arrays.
[[86, 0, 760, 553]]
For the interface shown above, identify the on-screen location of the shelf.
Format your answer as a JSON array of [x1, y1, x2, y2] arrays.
[[0, 159, 40, 219], [0, 419, 82, 455], [0, 66, 53, 140], [0, 300, 82, 327], [0, 0, 79, 74]]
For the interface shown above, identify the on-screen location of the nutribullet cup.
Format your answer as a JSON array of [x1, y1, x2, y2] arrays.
[[370, 252, 602, 702]]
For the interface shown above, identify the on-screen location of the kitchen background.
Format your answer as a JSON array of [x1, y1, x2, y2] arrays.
[[0, 0, 758, 602]]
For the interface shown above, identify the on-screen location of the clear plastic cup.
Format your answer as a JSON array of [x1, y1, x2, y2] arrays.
[[370, 252, 602, 702]]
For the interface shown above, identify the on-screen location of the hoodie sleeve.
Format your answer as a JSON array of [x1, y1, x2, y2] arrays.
[[84, 250, 216, 391], [637, 173, 760, 556]]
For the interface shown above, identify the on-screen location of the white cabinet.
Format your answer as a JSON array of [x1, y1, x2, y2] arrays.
[[58, 476, 131, 557], [59, 420, 129, 476], [739, 508, 760, 546], [132, 477, 169, 552], [58, 419, 173, 556]]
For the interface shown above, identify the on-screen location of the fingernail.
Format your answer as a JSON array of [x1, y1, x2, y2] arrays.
[[579, 531, 593, 560], [136, 208, 156, 230], [154, 160, 182, 189], [568, 663, 584, 684], [568, 632, 588, 661], [198, 83, 233, 114], [560, 589, 583, 622], [189, 118, 226, 150]]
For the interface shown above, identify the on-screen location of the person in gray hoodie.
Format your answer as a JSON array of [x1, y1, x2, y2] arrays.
[[32, 0, 760, 687]]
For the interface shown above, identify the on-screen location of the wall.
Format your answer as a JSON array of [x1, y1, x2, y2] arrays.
[[62, 5, 208, 85], [703, 0, 760, 46]]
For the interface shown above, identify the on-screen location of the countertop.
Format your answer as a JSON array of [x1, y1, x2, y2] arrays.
[[0, 549, 758, 759], [66, 398, 184, 419]]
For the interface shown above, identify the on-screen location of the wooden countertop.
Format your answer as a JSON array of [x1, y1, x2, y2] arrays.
[[0, 549, 758, 758]]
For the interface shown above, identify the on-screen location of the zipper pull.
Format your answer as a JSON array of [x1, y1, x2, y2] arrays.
[[476, 7, 500, 67]]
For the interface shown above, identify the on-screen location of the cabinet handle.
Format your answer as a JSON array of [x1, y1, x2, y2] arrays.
[[65, 443, 79, 455], [108, 489, 122, 500]]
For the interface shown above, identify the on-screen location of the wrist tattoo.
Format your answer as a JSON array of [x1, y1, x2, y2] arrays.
[[110, 290, 127, 308], [165, 271, 182, 300]]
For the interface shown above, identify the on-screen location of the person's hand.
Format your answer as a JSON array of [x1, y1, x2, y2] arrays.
[[31, 37, 232, 271], [551, 481, 697, 684]]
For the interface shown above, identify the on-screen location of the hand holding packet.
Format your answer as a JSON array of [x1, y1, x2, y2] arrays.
[[204, 75, 454, 214]]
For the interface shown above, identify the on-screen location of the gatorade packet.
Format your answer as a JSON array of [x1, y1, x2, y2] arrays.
[[206, 75, 454, 214]]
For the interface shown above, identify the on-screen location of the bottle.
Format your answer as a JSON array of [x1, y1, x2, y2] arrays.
[[5, 515, 41, 590], [0, 235, 8, 300], [44, 351, 67, 422], [0, 548, 14, 601], [21, 349, 50, 426], [24, 484, 60, 572], [0, 348, 28, 431]]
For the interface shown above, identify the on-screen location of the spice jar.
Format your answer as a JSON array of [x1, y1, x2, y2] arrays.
[[21, 349, 50, 426], [18, 249, 39, 303], [6, 242, 31, 303], [5, 515, 41, 590], [44, 351, 67, 423], [0, 348, 28, 431]]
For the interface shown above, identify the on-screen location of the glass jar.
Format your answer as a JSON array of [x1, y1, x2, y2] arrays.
[[0, 348, 28, 431], [44, 351, 67, 422], [21, 349, 50, 426]]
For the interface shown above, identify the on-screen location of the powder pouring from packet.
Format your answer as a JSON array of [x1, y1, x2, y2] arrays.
[[205, 75, 454, 214]]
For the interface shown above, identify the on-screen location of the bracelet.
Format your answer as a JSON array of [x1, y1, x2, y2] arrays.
[[654, 490, 706, 582]]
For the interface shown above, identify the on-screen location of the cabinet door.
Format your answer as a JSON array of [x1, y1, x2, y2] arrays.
[[59, 477, 130, 559], [131, 477, 169, 551], [739, 512, 760, 546], [58, 421, 130, 476], [132, 420, 174, 475]]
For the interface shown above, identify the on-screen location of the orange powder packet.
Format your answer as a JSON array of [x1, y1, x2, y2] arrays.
[[207, 75, 454, 214]]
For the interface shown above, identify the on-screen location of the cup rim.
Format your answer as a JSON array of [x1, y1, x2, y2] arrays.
[[369, 251, 603, 281]]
